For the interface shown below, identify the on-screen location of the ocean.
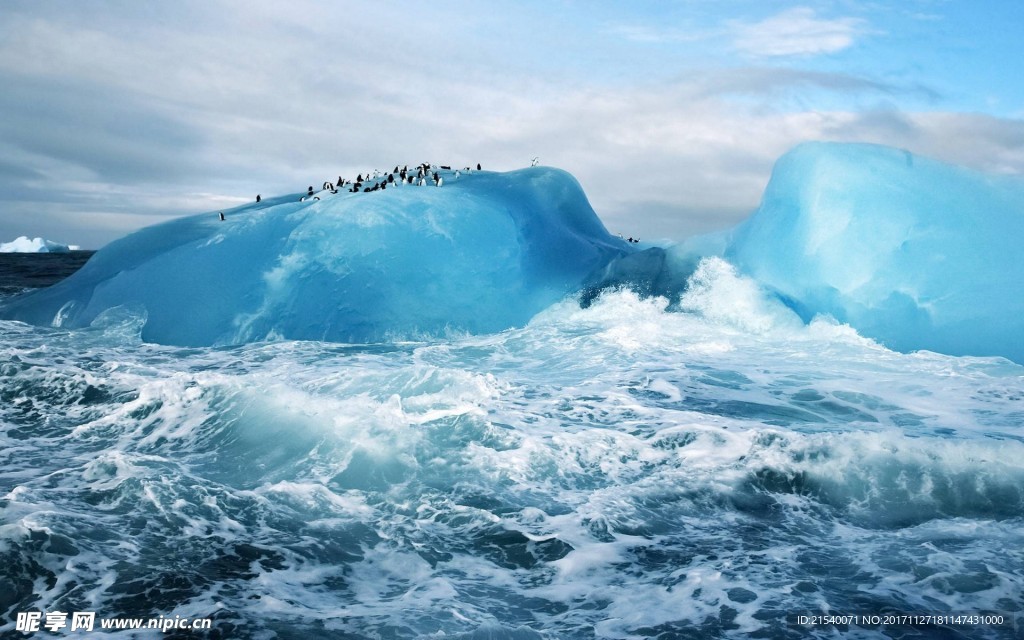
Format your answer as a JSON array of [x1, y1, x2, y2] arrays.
[[1, 252, 1022, 639]]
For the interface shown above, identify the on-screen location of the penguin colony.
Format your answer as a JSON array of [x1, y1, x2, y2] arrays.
[[235, 161, 641, 244], [289, 162, 484, 202]]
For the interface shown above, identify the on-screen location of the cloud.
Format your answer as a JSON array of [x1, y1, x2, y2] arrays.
[[0, 1, 1019, 251], [730, 7, 868, 57]]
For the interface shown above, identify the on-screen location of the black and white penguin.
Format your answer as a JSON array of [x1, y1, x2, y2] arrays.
[[256, 194, 261, 202], [219, 212, 225, 221]]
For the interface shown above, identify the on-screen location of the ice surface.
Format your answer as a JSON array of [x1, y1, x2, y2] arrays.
[[0, 168, 630, 345], [0, 235, 75, 253], [723, 142, 1024, 362]]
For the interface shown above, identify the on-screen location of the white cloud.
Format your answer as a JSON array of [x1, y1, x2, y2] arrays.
[[730, 7, 867, 57], [0, 1, 1020, 250]]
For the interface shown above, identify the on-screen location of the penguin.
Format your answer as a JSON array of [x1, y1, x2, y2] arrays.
[[476, 163, 481, 170], [256, 194, 261, 202], [219, 212, 225, 221], [418, 177, 426, 186], [531, 157, 539, 167], [454, 170, 460, 180], [441, 165, 451, 170], [357, 173, 363, 182], [436, 177, 443, 187], [308, 186, 314, 196], [387, 173, 394, 183]]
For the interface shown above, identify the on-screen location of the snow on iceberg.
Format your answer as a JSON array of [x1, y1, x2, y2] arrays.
[[725, 142, 1024, 363], [0, 168, 631, 346], [0, 236, 75, 253]]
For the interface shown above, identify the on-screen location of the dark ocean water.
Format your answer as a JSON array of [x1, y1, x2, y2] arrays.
[[0, 251, 95, 296]]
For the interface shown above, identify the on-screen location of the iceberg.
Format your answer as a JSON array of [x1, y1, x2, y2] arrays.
[[0, 236, 76, 253], [725, 142, 1024, 363], [4, 145, 1021, 362], [0, 168, 631, 346]]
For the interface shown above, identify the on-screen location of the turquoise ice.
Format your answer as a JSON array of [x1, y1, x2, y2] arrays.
[[726, 142, 1024, 362], [4, 144, 1023, 362], [1, 168, 630, 346]]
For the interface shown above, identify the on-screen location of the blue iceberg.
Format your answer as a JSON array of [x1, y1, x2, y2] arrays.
[[726, 142, 1024, 362], [4, 144, 1022, 362], [0, 168, 630, 346]]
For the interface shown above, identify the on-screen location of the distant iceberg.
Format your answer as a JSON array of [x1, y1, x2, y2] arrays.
[[0, 168, 630, 345], [0, 236, 78, 253]]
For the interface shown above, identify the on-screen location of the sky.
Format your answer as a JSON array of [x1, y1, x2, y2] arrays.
[[1, 0, 1022, 249]]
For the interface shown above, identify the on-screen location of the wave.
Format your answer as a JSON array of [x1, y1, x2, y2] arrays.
[[2, 276, 1022, 637]]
